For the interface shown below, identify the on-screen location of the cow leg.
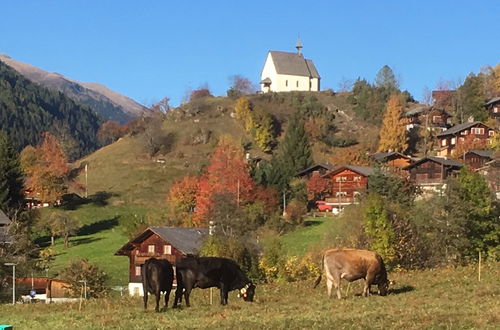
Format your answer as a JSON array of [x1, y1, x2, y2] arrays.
[[164, 288, 171, 310], [143, 291, 148, 310], [326, 278, 333, 298], [363, 273, 375, 297], [155, 290, 161, 312], [183, 285, 193, 307], [219, 284, 228, 305]]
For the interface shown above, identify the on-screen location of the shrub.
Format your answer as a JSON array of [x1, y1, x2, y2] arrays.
[[61, 259, 108, 298]]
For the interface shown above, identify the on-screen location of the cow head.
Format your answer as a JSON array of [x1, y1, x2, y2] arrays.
[[378, 280, 389, 296], [238, 283, 256, 302]]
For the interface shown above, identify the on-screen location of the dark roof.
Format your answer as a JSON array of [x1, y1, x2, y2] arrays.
[[403, 104, 431, 117], [269, 51, 320, 78], [323, 165, 374, 178], [260, 77, 272, 84], [296, 163, 333, 177], [403, 156, 463, 170], [464, 149, 494, 159], [485, 97, 500, 107], [0, 210, 10, 226], [371, 152, 411, 162], [436, 121, 491, 137], [115, 227, 208, 256]]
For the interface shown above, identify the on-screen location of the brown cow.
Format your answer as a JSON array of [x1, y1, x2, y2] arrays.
[[314, 249, 389, 299]]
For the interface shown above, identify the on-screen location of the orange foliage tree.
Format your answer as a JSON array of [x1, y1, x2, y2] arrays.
[[20, 132, 69, 203], [167, 176, 199, 226], [306, 172, 331, 200], [193, 136, 255, 225], [97, 121, 126, 145]]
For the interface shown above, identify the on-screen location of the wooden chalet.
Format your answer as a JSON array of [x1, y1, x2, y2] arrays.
[[371, 152, 412, 172], [485, 97, 500, 121], [403, 156, 463, 194], [115, 226, 208, 296], [462, 149, 494, 170], [436, 121, 494, 157], [321, 165, 374, 213], [296, 163, 333, 179], [402, 104, 451, 130], [476, 157, 500, 200]]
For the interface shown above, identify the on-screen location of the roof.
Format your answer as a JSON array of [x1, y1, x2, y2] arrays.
[[115, 227, 208, 256], [296, 163, 333, 177], [403, 104, 431, 117], [436, 121, 490, 137], [371, 152, 411, 162], [268, 51, 320, 78], [260, 77, 272, 84], [403, 156, 463, 170], [323, 165, 375, 178], [464, 149, 494, 159], [485, 97, 500, 107], [0, 209, 10, 226]]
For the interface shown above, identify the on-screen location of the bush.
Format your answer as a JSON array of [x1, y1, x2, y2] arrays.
[[61, 259, 108, 298]]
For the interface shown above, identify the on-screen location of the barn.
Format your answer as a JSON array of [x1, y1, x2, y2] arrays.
[[115, 227, 208, 296]]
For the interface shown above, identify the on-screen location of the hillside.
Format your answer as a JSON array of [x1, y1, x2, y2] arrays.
[[74, 91, 380, 205], [0, 54, 147, 124], [0, 60, 101, 159]]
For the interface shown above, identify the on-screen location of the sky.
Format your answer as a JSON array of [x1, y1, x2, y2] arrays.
[[1, 1, 499, 107]]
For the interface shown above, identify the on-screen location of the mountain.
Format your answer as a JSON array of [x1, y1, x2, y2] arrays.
[[0, 60, 101, 159], [0, 54, 147, 124]]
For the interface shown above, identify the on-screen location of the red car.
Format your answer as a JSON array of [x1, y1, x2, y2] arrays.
[[316, 200, 333, 212]]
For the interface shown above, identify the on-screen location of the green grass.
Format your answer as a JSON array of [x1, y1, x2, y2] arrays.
[[0, 263, 498, 329]]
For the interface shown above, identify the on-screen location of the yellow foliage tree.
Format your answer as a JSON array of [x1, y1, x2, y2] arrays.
[[377, 94, 408, 153]]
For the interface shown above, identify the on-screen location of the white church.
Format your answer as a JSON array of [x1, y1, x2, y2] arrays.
[[260, 40, 320, 93]]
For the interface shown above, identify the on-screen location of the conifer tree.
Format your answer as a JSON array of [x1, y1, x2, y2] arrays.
[[0, 131, 25, 214], [377, 94, 408, 153]]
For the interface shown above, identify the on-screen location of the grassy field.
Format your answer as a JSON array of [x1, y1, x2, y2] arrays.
[[0, 263, 498, 329]]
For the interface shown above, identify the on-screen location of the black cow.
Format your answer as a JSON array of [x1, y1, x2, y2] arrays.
[[142, 258, 174, 312], [173, 257, 255, 307]]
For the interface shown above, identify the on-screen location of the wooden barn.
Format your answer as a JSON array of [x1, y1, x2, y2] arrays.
[[485, 97, 500, 121], [462, 149, 494, 170], [403, 156, 463, 194], [371, 152, 413, 175], [321, 165, 374, 213], [296, 163, 333, 179], [436, 121, 494, 157], [115, 227, 208, 296]]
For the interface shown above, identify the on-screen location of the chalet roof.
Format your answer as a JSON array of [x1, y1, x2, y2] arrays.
[[323, 165, 374, 178], [464, 149, 494, 159], [485, 97, 500, 107], [0, 209, 10, 226], [403, 104, 431, 117], [115, 227, 208, 256], [403, 156, 463, 170], [371, 152, 411, 162], [436, 121, 490, 137], [296, 163, 333, 177], [268, 51, 320, 78]]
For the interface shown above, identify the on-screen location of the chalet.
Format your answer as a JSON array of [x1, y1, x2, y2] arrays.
[[432, 90, 456, 110], [296, 163, 333, 179], [476, 157, 500, 199], [403, 156, 463, 194], [402, 104, 451, 130], [260, 40, 320, 93], [0, 210, 13, 244], [321, 165, 374, 213], [371, 152, 412, 172], [115, 226, 208, 296], [436, 121, 494, 157], [485, 97, 500, 121], [462, 149, 494, 170]]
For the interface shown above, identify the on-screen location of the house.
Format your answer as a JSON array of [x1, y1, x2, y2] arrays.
[[15, 277, 73, 303], [436, 121, 494, 157], [402, 104, 451, 130], [485, 97, 500, 122], [296, 163, 333, 179], [260, 40, 320, 93], [462, 149, 494, 170], [476, 157, 500, 199], [0, 210, 13, 244], [403, 156, 463, 194], [115, 226, 208, 296], [321, 165, 374, 213], [371, 152, 413, 173]]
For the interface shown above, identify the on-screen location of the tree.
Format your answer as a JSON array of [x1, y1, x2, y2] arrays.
[[0, 131, 24, 215], [39, 211, 79, 247], [375, 65, 399, 90], [97, 121, 126, 145], [189, 87, 212, 101], [194, 136, 255, 225], [364, 194, 396, 264], [307, 172, 331, 201], [61, 258, 108, 298], [457, 73, 488, 122], [377, 94, 408, 153], [167, 176, 198, 226], [227, 75, 255, 98]]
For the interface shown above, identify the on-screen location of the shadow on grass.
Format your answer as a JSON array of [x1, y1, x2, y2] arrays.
[[302, 220, 323, 227], [60, 191, 120, 210], [70, 237, 102, 246], [389, 285, 415, 295], [77, 217, 119, 236]]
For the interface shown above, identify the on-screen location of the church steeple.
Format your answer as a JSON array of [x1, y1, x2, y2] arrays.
[[296, 38, 303, 55]]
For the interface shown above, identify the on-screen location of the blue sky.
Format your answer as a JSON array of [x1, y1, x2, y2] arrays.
[[1, 1, 499, 107]]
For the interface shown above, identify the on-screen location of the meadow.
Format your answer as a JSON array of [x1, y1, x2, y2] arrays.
[[0, 262, 498, 329]]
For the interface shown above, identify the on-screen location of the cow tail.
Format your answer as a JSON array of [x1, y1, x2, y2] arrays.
[[313, 253, 324, 289]]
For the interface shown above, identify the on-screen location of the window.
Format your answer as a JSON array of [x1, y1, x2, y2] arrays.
[[335, 176, 347, 182], [473, 127, 484, 135], [135, 266, 141, 276], [353, 191, 361, 198], [296, 81, 299, 87], [163, 244, 172, 255], [451, 137, 456, 145], [148, 245, 155, 254], [460, 131, 467, 135], [353, 176, 361, 182], [459, 137, 464, 143], [494, 107, 499, 113], [441, 139, 447, 147], [489, 130, 494, 136], [432, 115, 440, 123], [335, 191, 347, 197]]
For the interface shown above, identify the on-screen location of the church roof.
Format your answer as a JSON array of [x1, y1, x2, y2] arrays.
[[269, 51, 320, 78]]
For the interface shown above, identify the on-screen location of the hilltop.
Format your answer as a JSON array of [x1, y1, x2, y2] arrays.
[[0, 54, 147, 124]]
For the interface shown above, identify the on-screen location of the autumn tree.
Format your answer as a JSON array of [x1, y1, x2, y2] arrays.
[[0, 131, 24, 215], [234, 98, 275, 152], [377, 94, 408, 153], [20, 132, 69, 203], [61, 258, 108, 298], [97, 121, 126, 145], [194, 136, 255, 225], [227, 75, 255, 98], [306, 172, 331, 201], [189, 87, 212, 101], [167, 176, 198, 226]]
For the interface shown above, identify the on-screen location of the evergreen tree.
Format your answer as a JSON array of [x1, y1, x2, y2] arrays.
[[457, 73, 488, 122], [377, 94, 408, 153], [0, 131, 24, 215], [375, 65, 398, 90]]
